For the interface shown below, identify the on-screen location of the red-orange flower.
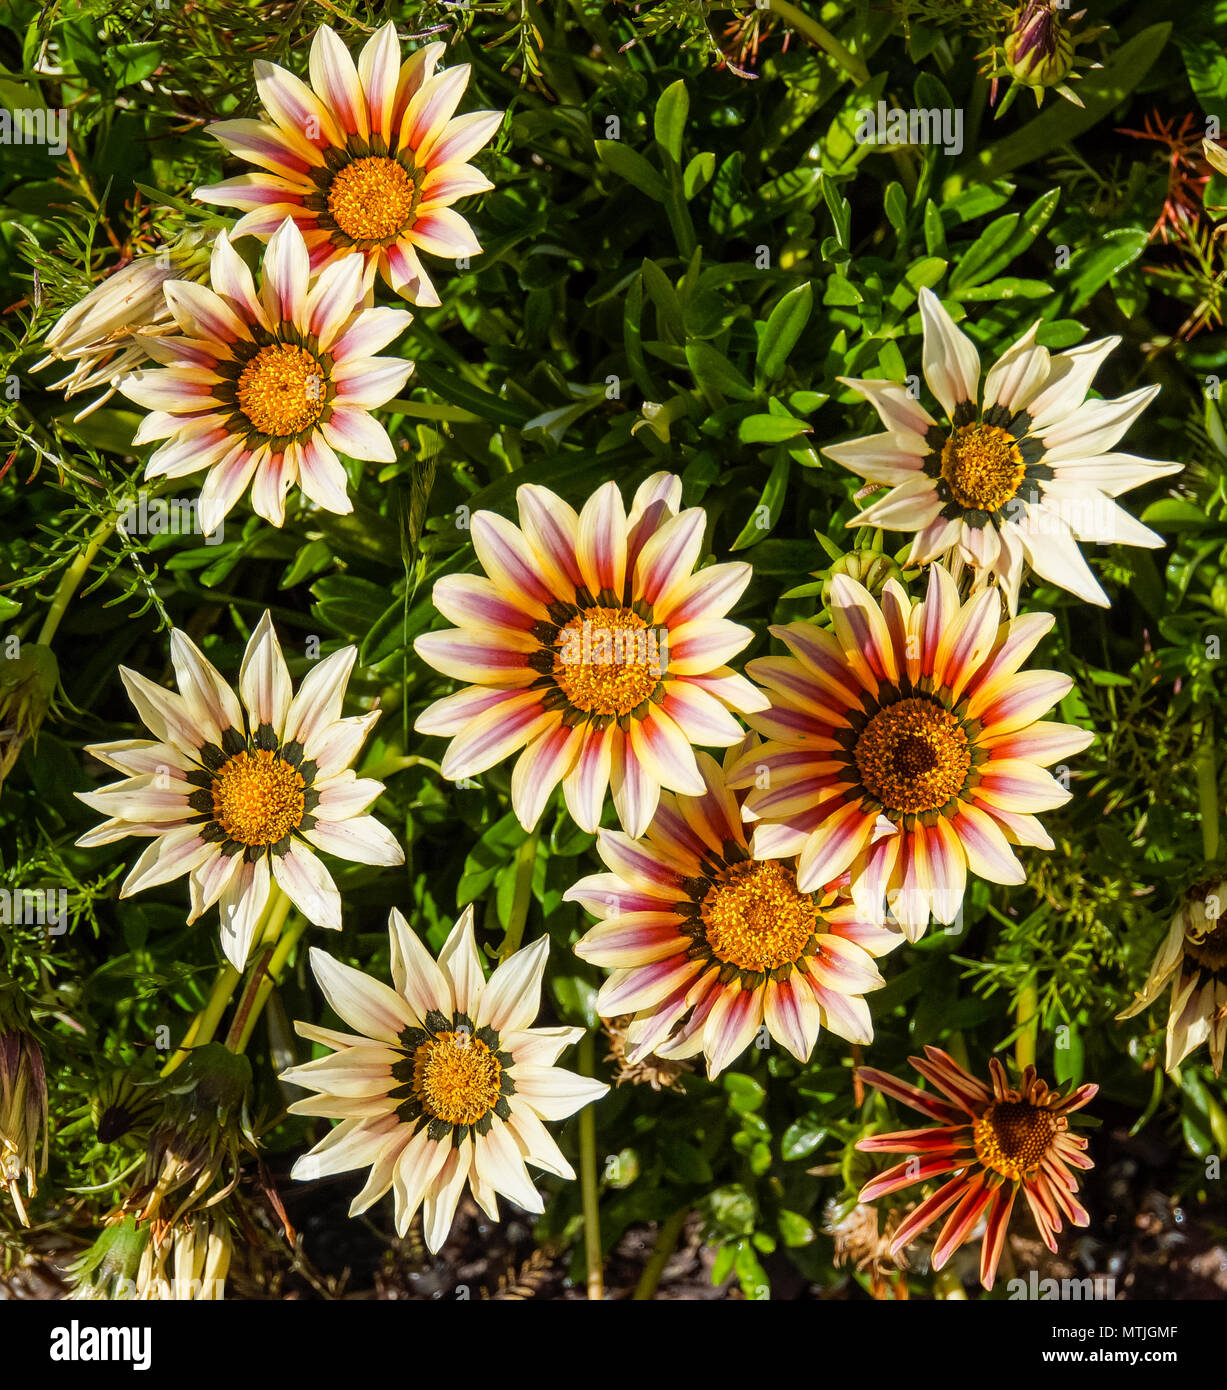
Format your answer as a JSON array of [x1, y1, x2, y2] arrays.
[[855, 1047, 1097, 1290]]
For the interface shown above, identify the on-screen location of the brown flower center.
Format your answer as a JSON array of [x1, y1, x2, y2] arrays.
[[236, 344, 326, 439], [973, 1099, 1059, 1181], [211, 749, 305, 846], [412, 1030, 503, 1128], [1186, 920, 1227, 972], [551, 608, 664, 717], [701, 860, 817, 974], [940, 422, 1026, 513], [854, 698, 971, 816], [327, 156, 417, 244]]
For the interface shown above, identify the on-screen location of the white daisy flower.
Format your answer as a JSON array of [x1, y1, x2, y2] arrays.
[[824, 286, 1182, 612], [281, 906, 608, 1253], [75, 612, 403, 969]]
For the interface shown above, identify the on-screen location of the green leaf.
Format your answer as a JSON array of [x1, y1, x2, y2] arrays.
[[738, 414, 811, 445], [756, 282, 814, 381], [654, 80, 688, 164], [731, 454, 790, 550], [595, 139, 668, 202], [686, 341, 755, 406]]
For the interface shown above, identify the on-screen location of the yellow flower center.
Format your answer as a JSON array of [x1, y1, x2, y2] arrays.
[[327, 156, 418, 243], [236, 344, 326, 439], [854, 698, 971, 816], [701, 860, 817, 974], [940, 422, 1026, 513], [552, 608, 663, 717], [1186, 920, 1227, 972], [973, 1099, 1059, 1181], [412, 1030, 503, 1128], [211, 749, 305, 846]]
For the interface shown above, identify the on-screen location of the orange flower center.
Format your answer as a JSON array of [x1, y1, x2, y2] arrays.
[[211, 749, 305, 846], [941, 422, 1025, 513], [236, 344, 326, 439], [854, 698, 970, 816], [973, 1099, 1059, 1181], [412, 1030, 503, 1128], [327, 156, 417, 243], [701, 860, 817, 974], [552, 608, 663, 717], [1186, 919, 1227, 971]]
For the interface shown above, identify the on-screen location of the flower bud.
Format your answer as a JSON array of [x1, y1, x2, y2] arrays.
[[1003, 1, 1075, 88], [0, 982, 48, 1226], [0, 642, 60, 794]]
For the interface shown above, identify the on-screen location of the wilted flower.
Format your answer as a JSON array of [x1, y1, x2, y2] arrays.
[[194, 22, 501, 307], [602, 1015, 691, 1093], [824, 1198, 909, 1297], [856, 1047, 1097, 1290], [76, 611, 402, 969], [0, 642, 60, 795], [0, 1004, 48, 1226], [123, 1043, 252, 1227], [1117, 876, 1227, 1076], [33, 231, 212, 419], [136, 1211, 232, 1300], [825, 288, 1180, 613], [282, 905, 607, 1253]]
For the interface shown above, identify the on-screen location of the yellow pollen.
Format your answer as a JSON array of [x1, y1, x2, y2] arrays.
[[940, 422, 1025, 512], [327, 156, 418, 243], [854, 698, 970, 816], [973, 1099, 1059, 1181], [701, 860, 817, 974], [1186, 920, 1227, 972], [412, 1031, 502, 1128], [211, 749, 305, 847], [552, 608, 662, 717], [236, 344, 326, 439]]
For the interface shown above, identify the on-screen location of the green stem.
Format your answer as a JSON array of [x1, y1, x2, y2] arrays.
[[500, 831, 539, 961], [764, 0, 870, 85], [36, 511, 115, 646], [633, 1206, 689, 1301], [160, 964, 241, 1078], [578, 1030, 604, 1301], [222, 888, 294, 1052], [226, 915, 307, 1055], [1015, 981, 1038, 1071], [1196, 705, 1220, 862]]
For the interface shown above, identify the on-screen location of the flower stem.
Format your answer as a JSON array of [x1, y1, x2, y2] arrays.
[[160, 964, 241, 1078], [633, 1206, 689, 1300], [36, 512, 115, 647], [1196, 705, 1220, 861], [1015, 980, 1038, 1071], [578, 1030, 604, 1300], [763, 0, 870, 85], [226, 915, 307, 1055], [222, 888, 295, 1052], [500, 831, 538, 961]]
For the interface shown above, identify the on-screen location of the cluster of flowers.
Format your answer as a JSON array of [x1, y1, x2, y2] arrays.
[[30, 20, 1212, 1296]]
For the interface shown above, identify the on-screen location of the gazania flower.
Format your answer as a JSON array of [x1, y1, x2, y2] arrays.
[[824, 287, 1180, 613], [570, 742, 903, 1078], [33, 230, 212, 419], [194, 23, 501, 308], [75, 612, 403, 968], [281, 906, 607, 1252], [730, 564, 1092, 938], [1117, 877, 1227, 1076], [856, 1048, 1097, 1290], [120, 217, 413, 532], [414, 472, 768, 837]]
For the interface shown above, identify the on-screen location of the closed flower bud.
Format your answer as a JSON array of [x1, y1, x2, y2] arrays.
[[1003, 0, 1075, 88], [0, 643, 60, 795], [0, 983, 48, 1226], [67, 1216, 150, 1300]]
